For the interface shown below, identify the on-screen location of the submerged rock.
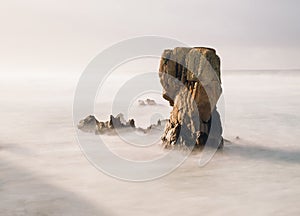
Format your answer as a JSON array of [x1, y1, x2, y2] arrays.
[[138, 100, 146, 106], [145, 99, 156, 105], [138, 99, 157, 106], [159, 47, 223, 149]]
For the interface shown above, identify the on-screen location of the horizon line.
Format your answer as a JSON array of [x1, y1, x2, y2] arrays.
[[222, 68, 300, 71]]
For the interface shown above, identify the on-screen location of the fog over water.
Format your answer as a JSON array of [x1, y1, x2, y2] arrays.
[[1, 0, 300, 214], [1, 69, 300, 215]]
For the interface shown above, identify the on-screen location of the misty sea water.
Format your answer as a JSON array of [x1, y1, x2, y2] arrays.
[[0, 70, 300, 215]]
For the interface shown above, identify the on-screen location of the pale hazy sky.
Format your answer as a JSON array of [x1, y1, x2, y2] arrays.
[[1, 0, 299, 72]]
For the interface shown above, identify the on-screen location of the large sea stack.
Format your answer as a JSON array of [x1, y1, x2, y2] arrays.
[[159, 47, 223, 149]]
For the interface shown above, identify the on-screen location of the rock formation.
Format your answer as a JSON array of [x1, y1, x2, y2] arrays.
[[78, 114, 167, 135], [138, 99, 157, 106], [138, 100, 146, 106], [77, 115, 99, 133], [78, 114, 135, 134], [145, 99, 156, 105], [159, 47, 223, 149]]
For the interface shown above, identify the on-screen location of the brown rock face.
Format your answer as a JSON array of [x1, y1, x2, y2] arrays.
[[159, 47, 223, 149]]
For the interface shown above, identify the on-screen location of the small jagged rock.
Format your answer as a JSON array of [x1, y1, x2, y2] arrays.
[[127, 119, 135, 128], [145, 99, 156, 105], [138, 99, 157, 106], [138, 100, 146, 106], [77, 115, 99, 133]]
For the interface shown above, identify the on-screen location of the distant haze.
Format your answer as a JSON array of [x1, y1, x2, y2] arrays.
[[1, 0, 299, 72]]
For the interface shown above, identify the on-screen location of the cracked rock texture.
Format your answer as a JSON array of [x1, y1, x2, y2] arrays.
[[159, 47, 223, 149]]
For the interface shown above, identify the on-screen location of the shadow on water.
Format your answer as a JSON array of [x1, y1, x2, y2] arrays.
[[0, 158, 114, 216], [224, 139, 300, 164]]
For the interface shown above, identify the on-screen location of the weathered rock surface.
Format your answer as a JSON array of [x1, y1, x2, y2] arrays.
[[159, 47, 223, 149]]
